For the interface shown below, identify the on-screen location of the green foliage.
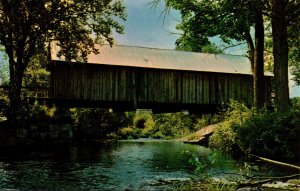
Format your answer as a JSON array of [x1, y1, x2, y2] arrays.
[[0, 52, 9, 85], [288, 10, 300, 85], [0, 93, 9, 116], [118, 112, 199, 140], [23, 52, 50, 88], [157, 0, 258, 54], [194, 113, 220, 129], [153, 112, 195, 139], [209, 100, 300, 160], [209, 101, 250, 153], [118, 111, 155, 139], [23, 68, 50, 88], [1, 0, 126, 117], [133, 111, 154, 129], [118, 127, 141, 139], [29, 101, 57, 121], [0, 0, 126, 63], [234, 108, 300, 159], [71, 108, 129, 139]]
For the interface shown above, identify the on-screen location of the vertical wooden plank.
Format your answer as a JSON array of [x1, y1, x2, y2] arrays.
[[186, 72, 190, 103], [175, 71, 179, 104], [198, 74, 202, 104], [171, 71, 175, 103], [189, 73, 193, 104], [120, 69, 125, 101], [132, 70, 137, 109], [182, 72, 186, 103], [99, 69, 103, 101], [195, 73, 198, 104], [210, 75, 215, 105], [94, 69, 98, 101], [193, 73, 197, 104], [158, 70, 162, 103], [109, 69, 112, 101], [203, 73, 208, 104], [125, 69, 131, 101], [150, 70, 153, 103], [163, 70, 167, 103], [189, 73, 192, 104]]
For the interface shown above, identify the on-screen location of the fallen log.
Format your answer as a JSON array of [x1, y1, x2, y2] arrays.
[[249, 154, 300, 171]]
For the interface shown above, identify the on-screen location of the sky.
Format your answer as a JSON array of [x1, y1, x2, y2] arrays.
[[114, 0, 181, 49], [114, 0, 299, 97]]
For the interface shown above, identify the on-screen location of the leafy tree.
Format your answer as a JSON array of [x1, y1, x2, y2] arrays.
[[262, 0, 300, 111], [23, 51, 50, 88], [155, 0, 266, 108], [0, 47, 9, 85], [288, 11, 300, 85], [157, 0, 300, 111], [0, 0, 126, 119]]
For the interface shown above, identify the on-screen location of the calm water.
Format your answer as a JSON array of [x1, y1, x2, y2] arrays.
[[0, 139, 294, 190]]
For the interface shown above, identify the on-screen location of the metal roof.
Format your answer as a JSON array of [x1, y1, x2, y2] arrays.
[[51, 44, 273, 76]]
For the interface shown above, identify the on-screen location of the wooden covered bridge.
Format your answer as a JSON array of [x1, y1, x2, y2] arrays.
[[49, 44, 272, 112]]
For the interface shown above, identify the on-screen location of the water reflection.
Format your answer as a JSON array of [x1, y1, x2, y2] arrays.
[[0, 139, 292, 190]]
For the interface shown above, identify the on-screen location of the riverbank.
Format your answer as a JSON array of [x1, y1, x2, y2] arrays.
[[178, 124, 217, 146]]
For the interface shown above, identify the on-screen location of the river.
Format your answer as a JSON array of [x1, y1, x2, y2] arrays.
[[0, 139, 295, 190]]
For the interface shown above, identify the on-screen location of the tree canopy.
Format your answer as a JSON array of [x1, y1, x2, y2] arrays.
[[156, 0, 300, 111], [0, 0, 126, 118], [288, 15, 300, 85], [155, 0, 266, 108]]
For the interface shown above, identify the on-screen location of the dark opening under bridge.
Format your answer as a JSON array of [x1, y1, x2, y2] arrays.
[[49, 45, 272, 113]]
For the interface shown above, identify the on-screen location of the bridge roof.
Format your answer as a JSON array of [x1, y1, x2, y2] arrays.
[[51, 44, 273, 76]]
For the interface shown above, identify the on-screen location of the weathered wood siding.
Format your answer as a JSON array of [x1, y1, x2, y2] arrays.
[[135, 69, 255, 106], [52, 62, 133, 102], [51, 61, 272, 109]]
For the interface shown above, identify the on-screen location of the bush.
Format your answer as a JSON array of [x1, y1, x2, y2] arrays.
[[153, 112, 195, 138], [71, 108, 130, 140], [133, 111, 155, 129], [234, 108, 300, 160], [194, 113, 221, 129], [29, 101, 57, 120], [0, 93, 9, 117], [118, 127, 141, 139], [209, 100, 300, 160], [117, 111, 199, 140], [209, 101, 251, 153]]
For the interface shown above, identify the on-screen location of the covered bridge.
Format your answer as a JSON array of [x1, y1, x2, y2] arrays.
[[49, 45, 272, 112]]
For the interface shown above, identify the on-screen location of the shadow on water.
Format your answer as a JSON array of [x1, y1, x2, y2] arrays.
[[0, 139, 297, 190]]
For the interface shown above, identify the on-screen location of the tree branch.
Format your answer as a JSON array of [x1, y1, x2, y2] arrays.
[[249, 154, 300, 170]]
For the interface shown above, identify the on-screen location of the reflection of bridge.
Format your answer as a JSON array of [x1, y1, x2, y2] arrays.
[[46, 45, 272, 112]]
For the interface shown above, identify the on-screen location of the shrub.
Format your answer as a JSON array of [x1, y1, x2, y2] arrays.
[[153, 112, 195, 138], [234, 108, 300, 160], [29, 101, 57, 120], [209, 100, 300, 160], [133, 111, 155, 129], [0, 93, 9, 117], [209, 101, 251, 153], [71, 108, 130, 140], [194, 113, 221, 129]]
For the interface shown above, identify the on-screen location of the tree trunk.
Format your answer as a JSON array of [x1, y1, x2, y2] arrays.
[[271, 0, 290, 112], [8, 60, 26, 120], [245, 32, 255, 72], [253, 10, 265, 109]]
